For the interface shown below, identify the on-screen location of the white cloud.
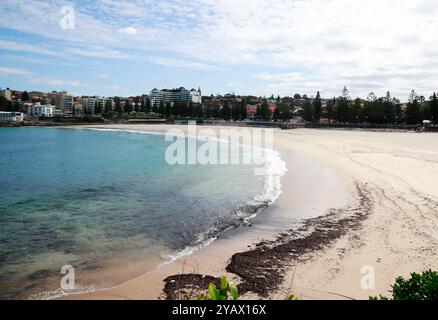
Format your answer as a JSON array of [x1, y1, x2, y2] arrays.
[[0, 67, 33, 76], [254, 72, 305, 82], [69, 46, 131, 59], [0, 38, 62, 57], [117, 27, 138, 35], [2, 0, 438, 98], [146, 56, 220, 70], [29, 77, 90, 88]]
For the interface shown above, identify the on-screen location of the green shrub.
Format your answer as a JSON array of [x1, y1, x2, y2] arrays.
[[197, 275, 298, 300], [370, 270, 438, 300], [197, 275, 238, 300]]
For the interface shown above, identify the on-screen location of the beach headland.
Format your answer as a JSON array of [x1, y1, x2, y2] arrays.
[[60, 125, 438, 300]]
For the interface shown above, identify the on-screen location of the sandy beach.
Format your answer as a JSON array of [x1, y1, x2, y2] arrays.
[[62, 125, 438, 300]]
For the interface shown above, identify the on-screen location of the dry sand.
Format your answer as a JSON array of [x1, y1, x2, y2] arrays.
[[63, 125, 438, 300]]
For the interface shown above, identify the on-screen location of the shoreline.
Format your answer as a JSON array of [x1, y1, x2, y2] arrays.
[[55, 124, 350, 300], [54, 125, 437, 300]]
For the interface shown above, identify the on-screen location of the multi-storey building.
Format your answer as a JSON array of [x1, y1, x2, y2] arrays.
[[0, 88, 12, 101], [31, 103, 55, 117], [82, 96, 100, 115], [55, 92, 74, 116], [150, 87, 202, 107]]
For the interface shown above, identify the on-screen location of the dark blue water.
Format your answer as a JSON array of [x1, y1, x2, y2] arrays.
[[0, 127, 270, 299]]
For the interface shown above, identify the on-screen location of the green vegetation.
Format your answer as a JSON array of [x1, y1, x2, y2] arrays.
[[0, 96, 13, 111], [196, 275, 298, 300], [197, 276, 238, 300], [370, 270, 438, 300]]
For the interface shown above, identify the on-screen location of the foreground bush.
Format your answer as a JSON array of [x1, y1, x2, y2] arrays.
[[370, 270, 438, 300], [197, 276, 238, 300], [197, 275, 298, 300]]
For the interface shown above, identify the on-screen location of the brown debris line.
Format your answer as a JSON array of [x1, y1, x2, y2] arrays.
[[163, 273, 221, 300], [162, 183, 372, 299]]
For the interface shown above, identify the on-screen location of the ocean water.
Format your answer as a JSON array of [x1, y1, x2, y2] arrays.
[[0, 127, 282, 299]]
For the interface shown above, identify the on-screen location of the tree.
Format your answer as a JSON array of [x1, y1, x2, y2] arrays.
[[232, 103, 240, 121], [134, 96, 139, 112], [313, 91, 322, 122], [125, 101, 133, 114], [364, 92, 379, 123], [351, 98, 363, 123], [430, 92, 438, 125], [145, 98, 152, 114], [94, 101, 101, 115], [240, 98, 247, 120], [222, 101, 231, 120], [325, 98, 335, 124], [273, 106, 280, 121], [22, 91, 30, 102], [393, 97, 402, 124], [158, 100, 166, 116], [382, 91, 396, 124], [303, 98, 314, 123], [405, 90, 421, 124], [196, 103, 203, 119], [165, 102, 171, 118], [113, 97, 122, 115], [335, 86, 351, 123], [152, 101, 158, 114], [279, 103, 293, 121], [258, 99, 270, 120], [103, 100, 112, 117], [293, 93, 301, 100]]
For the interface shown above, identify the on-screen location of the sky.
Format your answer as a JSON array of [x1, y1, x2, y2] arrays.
[[1, 0, 438, 100]]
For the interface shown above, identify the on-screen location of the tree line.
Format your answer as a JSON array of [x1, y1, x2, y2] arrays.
[[303, 87, 438, 125]]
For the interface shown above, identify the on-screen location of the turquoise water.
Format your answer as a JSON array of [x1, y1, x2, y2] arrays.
[[0, 127, 270, 299]]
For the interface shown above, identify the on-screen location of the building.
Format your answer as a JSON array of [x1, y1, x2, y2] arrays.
[[0, 88, 12, 101], [31, 103, 55, 117], [150, 87, 202, 107], [0, 111, 24, 122], [30, 91, 44, 101], [55, 92, 74, 116], [246, 104, 258, 119], [245, 102, 277, 120], [82, 96, 99, 115]]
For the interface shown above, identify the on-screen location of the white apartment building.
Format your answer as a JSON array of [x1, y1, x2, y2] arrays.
[[31, 103, 55, 117], [150, 87, 202, 107]]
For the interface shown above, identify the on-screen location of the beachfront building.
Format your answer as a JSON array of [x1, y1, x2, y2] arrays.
[[150, 87, 202, 107], [55, 92, 74, 116], [0, 88, 12, 101], [0, 111, 24, 122], [82, 96, 99, 115], [246, 104, 258, 120], [31, 103, 55, 117], [246, 102, 277, 120]]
